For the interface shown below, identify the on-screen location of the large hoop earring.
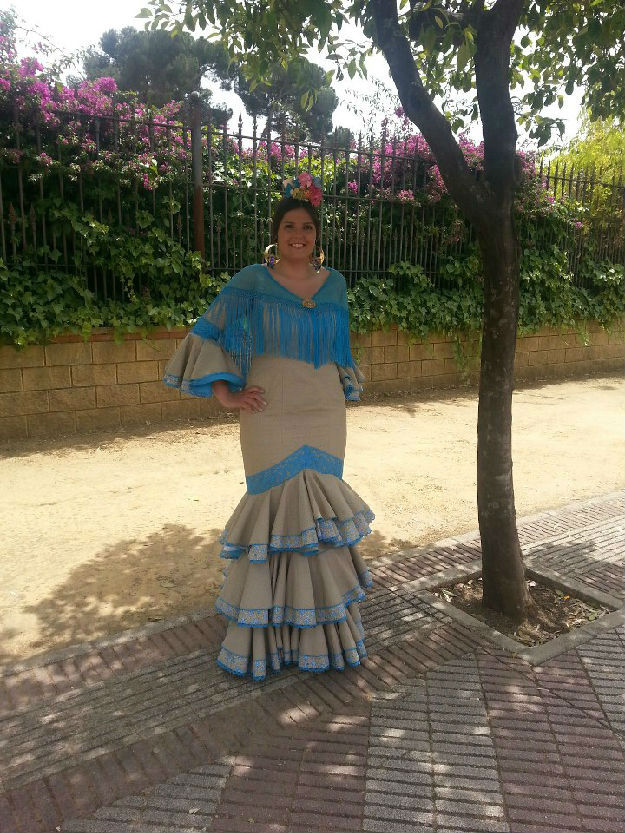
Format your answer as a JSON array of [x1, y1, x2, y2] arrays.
[[311, 247, 325, 273], [264, 243, 279, 268]]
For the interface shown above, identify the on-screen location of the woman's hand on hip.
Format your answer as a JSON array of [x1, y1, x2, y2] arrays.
[[213, 382, 266, 412]]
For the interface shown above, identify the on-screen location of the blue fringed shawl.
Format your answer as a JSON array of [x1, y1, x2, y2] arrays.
[[191, 264, 357, 380]]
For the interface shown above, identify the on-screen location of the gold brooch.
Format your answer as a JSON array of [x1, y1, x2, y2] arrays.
[[302, 298, 316, 308]]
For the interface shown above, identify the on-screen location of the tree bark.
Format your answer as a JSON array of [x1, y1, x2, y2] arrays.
[[476, 210, 530, 619]]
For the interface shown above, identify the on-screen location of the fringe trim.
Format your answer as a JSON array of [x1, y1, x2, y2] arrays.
[[192, 286, 355, 378]]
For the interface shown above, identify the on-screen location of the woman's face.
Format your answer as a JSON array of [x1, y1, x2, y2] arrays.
[[276, 208, 317, 263]]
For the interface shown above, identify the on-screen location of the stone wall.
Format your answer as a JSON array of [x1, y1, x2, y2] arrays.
[[1, 321, 623, 441]]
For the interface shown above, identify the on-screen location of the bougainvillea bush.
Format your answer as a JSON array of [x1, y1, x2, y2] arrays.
[[0, 17, 623, 347]]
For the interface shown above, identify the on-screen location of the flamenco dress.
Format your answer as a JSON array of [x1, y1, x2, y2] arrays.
[[163, 264, 374, 680]]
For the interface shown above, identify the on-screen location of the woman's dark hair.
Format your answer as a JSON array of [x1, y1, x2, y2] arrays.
[[270, 197, 320, 245]]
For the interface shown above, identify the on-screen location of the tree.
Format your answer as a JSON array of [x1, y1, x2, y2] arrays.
[[142, 0, 625, 620], [203, 44, 339, 141], [327, 126, 355, 149], [82, 26, 231, 120], [553, 113, 624, 182]]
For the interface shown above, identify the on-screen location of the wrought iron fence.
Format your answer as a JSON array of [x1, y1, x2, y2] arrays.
[[0, 100, 623, 302]]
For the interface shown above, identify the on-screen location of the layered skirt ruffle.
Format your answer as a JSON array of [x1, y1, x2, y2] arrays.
[[215, 470, 374, 681], [219, 470, 374, 561]]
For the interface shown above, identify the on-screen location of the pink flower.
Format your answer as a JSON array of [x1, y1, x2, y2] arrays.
[[347, 180, 358, 194], [37, 152, 54, 168], [93, 77, 117, 94], [308, 185, 322, 207], [298, 171, 313, 188], [18, 57, 44, 78]]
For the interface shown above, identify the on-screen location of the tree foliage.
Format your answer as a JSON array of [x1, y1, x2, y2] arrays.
[[84, 24, 339, 140], [82, 26, 231, 119], [552, 113, 625, 183], [141, 1, 625, 146], [203, 43, 340, 141]]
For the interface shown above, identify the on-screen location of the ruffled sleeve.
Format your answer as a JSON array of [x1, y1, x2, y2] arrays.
[[162, 333, 244, 397], [337, 363, 365, 401], [162, 273, 249, 398]]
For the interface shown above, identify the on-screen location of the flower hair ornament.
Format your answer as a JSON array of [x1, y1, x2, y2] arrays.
[[283, 172, 323, 207]]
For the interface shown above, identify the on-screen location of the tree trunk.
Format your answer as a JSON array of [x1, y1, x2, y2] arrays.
[[368, 0, 530, 621], [476, 209, 530, 621]]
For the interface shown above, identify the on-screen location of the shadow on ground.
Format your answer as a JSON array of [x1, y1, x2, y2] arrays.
[[0, 524, 223, 664]]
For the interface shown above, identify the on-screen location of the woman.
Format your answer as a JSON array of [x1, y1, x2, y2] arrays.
[[163, 174, 374, 680]]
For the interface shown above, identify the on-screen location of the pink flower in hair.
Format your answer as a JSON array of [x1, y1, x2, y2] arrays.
[[308, 185, 322, 207], [298, 171, 313, 188]]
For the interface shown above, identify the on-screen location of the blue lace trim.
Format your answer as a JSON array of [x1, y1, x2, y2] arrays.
[[214, 572, 371, 628], [246, 446, 344, 495], [219, 508, 375, 561], [217, 637, 367, 681], [344, 384, 361, 402], [162, 370, 244, 397]]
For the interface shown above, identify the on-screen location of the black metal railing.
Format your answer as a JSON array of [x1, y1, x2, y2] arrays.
[[0, 99, 623, 302]]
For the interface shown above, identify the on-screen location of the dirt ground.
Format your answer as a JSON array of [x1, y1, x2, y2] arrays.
[[1, 374, 623, 664]]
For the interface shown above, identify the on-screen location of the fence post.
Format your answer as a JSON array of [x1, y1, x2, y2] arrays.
[[190, 92, 205, 259]]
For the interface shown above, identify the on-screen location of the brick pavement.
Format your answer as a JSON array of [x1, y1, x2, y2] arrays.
[[0, 491, 623, 833]]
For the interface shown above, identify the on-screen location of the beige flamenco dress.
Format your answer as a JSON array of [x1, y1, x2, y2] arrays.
[[163, 264, 374, 680]]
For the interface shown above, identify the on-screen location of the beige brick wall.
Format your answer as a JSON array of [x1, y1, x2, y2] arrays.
[[354, 322, 624, 396], [1, 321, 623, 441]]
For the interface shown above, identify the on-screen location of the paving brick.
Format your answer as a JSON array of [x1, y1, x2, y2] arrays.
[[506, 807, 584, 828], [5, 787, 42, 833], [1, 494, 623, 833], [0, 793, 18, 833], [45, 771, 83, 822], [364, 803, 434, 825], [363, 820, 430, 833], [93, 754, 135, 804], [436, 815, 510, 832]]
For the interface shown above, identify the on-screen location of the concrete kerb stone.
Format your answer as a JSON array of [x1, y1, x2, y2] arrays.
[[524, 561, 623, 610], [419, 590, 625, 667], [517, 608, 625, 665], [397, 560, 483, 594], [0, 605, 218, 677], [418, 590, 525, 656], [514, 489, 624, 526]]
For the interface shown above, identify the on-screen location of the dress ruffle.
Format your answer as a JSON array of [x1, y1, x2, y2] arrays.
[[218, 470, 375, 562], [216, 547, 370, 680], [214, 470, 374, 681], [337, 363, 365, 401], [162, 332, 244, 397]]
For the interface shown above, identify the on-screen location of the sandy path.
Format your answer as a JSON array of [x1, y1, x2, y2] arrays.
[[1, 375, 623, 663]]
